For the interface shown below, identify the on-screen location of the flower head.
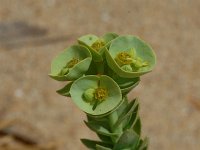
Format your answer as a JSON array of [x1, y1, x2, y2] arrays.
[[70, 75, 122, 116], [49, 45, 92, 81], [105, 35, 156, 78]]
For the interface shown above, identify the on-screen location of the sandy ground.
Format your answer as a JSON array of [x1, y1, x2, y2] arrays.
[[0, 0, 200, 149]]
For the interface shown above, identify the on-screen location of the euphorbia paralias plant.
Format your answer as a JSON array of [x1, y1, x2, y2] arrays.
[[50, 33, 156, 150]]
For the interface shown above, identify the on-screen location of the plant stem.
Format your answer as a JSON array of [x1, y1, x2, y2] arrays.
[[95, 61, 104, 75], [108, 110, 123, 143]]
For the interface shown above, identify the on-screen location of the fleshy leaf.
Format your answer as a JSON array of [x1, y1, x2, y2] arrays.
[[112, 74, 140, 94], [114, 98, 139, 129], [133, 117, 141, 136], [56, 82, 73, 97], [81, 139, 112, 150], [138, 137, 149, 150], [124, 104, 139, 130], [96, 144, 112, 150], [97, 134, 113, 144], [113, 130, 140, 150], [121, 80, 139, 95], [84, 121, 118, 138], [117, 96, 128, 117], [124, 102, 140, 131]]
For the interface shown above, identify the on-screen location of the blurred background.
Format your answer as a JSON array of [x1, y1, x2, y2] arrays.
[[0, 0, 200, 150]]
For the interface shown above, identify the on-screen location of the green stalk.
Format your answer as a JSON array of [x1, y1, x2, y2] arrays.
[[95, 61, 104, 75]]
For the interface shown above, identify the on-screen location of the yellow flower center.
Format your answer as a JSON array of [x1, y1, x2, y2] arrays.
[[94, 87, 108, 101], [67, 58, 79, 68], [116, 52, 133, 65], [91, 39, 105, 52]]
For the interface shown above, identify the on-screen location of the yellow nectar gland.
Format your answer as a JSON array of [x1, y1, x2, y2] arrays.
[[91, 39, 105, 52], [67, 58, 79, 68], [116, 52, 133, 65], [94, 87, 108, 101]]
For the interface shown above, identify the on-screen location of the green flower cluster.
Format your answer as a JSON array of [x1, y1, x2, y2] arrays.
[[50, 33, 156, 150]]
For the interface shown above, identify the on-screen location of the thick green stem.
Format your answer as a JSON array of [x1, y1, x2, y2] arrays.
[[95, 61, 104, 74], [108, 110, 123, 143]]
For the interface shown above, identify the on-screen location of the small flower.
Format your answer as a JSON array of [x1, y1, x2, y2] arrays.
[[121, 64, 133, 72], [70, 75, 122, 116], [83, 88, 96, 102], [78, 33, 118, 62], [49, 45, 92, 81], [115, 51, 134, 66], [105, 35, 156, 78], [115, 48, 149, 72], [91, 39, 106, 52], [67, 58, 80, 68], [58, 58, 80, 76]]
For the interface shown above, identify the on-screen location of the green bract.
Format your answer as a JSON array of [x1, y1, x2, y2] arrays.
[[78, 33, 118, 62], [107, 69, 140, 95], [70, 75, 122, 116], [105, 35, 156, 78], [49, 45, 92, 81], [115, 76, 140, 95]]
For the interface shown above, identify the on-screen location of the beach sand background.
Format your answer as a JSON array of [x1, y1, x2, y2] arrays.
[[0, 0, 200, 149]]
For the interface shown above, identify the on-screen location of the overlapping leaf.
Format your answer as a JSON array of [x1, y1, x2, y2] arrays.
[[81, 139, 113, 150], [113, 130, 140, 150], [56, 82, 73, 97]]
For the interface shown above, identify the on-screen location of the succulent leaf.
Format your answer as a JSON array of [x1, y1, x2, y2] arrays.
[[96, 144, 112, 150], [113, 75, 140, 94], [56, 82, 73, 97], [113, 130, 140, 150], [114, 98, 139, 129], [138, 137, 149, 150], [133, 118, 142, 136], [84, 121, 118, 137], [81, 139, 112, 150], [123, 104, 139, 131]]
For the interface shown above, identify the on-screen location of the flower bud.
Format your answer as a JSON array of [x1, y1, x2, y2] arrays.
[[131, 57, 148, 71], [59, 67, 69, 75], [83, 88, 95, 102], [121, 65, 133, 72]]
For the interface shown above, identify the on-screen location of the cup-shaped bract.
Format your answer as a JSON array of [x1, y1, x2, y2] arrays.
[[78, 33, 118, 62], [102, 32, 119, 46], [108, 69, 140, 94], [114, 76, 140, 94], [105, 35, 156, 78], [49, 45, 92, 81], [70, 75, 122, 116]]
